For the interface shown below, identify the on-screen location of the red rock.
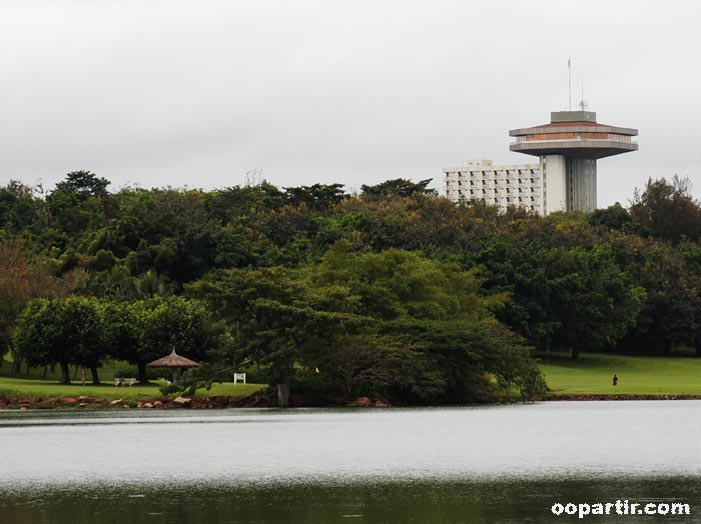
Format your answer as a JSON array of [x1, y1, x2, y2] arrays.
[[143, 402, 154, 408], [37, 400, 55, 409], [173, 396, 192, 406], [0, 401, 7, 409], [61, 397, 78, 406], [348, 396, 371, 407], [373, 399, 391, 408], [153, 401, 163, 408]]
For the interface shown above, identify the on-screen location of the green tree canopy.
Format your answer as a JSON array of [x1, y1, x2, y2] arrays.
[[361, 178, 436, 198], [630, 176, 701, 243], [14, 297, 104, 384]]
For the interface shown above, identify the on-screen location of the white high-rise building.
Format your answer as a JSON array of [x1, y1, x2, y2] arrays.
[[443, 160, 543, 213], [443, 111, 638, 215]]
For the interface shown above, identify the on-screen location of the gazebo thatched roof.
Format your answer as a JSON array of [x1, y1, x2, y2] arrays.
[[147, 347, 199, 368]]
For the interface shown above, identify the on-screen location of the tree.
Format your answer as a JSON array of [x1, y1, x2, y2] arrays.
[[629, 176, 701, 243], [52, 171, 110, 200], [46, 171, 111, 235], [480, 233, 645, 360], [190, 243, 544, 405], [109, 296, 223, 383], [310, 243, 543, 401], [588, 202, 646, 235], [0, 238, 85, 369], [302, 334, 407, 398], [189, 266, 362, 406], [13, 297, 104, 384], [619, 241, 699, 356], [284, 183, 347, 211], [0, 180, 39, 233], [361, 178, 436, 198], [547, 246, 645, 360]]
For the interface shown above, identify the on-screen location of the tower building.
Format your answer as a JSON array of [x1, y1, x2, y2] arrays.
[[443, 110, 638, 215], [509, 110, 637, 213]]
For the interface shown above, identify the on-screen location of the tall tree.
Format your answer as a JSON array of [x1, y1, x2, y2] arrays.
[[0, 238, 85, 369], [630, 176, 701, 243], [0, 180, 39, 233], [13, 297, 104, 384], [284, 183, 347, 211], [46, 171, 111, 236], [361, 178, 436, 198], [109, 296, 223, 383], [480, 233, 645, 360]]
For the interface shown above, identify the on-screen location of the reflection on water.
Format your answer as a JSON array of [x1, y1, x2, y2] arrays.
[[2, 478, 700, 524], [1, 402, 700, 523]]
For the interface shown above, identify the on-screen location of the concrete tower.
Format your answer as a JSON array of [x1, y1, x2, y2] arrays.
[[509, 110, 638, 214]]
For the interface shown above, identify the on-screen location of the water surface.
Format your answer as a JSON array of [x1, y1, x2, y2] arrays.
[[1, 401, 698, 523]]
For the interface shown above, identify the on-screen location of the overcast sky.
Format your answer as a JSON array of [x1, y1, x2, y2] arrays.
[[2, 0, 700, 206]]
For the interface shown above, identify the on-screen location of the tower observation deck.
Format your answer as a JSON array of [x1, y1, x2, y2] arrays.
[[509, 110, 638, 213]]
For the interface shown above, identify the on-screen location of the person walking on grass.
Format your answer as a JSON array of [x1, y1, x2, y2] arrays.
[[612, 374, 618, 386]]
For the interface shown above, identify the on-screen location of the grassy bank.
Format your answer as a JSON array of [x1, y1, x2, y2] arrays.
[[6, 353, 701, 404], [0, 376, 264, 401], [540, 352, 701, 396], [0, 356, 264, 401]]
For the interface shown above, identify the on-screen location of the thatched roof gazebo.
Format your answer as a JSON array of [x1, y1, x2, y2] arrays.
[[147, 347, 199, 369]]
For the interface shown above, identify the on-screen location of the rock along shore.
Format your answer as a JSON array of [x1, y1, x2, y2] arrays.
[[0, 392, 394, 410], [4, 391, 698, 410], [0, 392, 273, 410]]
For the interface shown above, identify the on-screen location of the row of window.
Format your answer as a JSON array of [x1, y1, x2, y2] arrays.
[[448, 191, 540, 202], [448, 170, 539, 177], [446, 179, 540, 187], [463, 188, 540, 195], [485, 197, 540, 204]]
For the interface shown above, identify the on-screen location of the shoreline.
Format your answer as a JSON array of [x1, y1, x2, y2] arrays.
[[3, 392, 701, 410], [543, 394, 701, 401], [0, 393, 271, 410]]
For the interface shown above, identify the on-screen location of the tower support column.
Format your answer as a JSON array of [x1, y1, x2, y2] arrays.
[[542, 155, 567, 214], [566, 158, 596, 212]]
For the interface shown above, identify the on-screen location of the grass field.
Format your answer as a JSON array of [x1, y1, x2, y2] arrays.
[[0, 356, 265, 401], [540, 352, 701, 396], [5, 353, 701, 402], [0, 376, 264, 400]]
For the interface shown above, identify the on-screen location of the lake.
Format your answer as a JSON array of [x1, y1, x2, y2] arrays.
[[1, 401, 699, 523]]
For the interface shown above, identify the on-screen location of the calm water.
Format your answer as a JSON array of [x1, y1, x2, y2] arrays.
[[1, 401, 700, 523]]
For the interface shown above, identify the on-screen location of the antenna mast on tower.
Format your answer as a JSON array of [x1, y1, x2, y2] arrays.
[[579, 75, 588, 111]]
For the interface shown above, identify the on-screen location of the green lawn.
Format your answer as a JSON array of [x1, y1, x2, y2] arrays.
[[0, 376, 264, 400], [540, 352, 701, 395], [0, 356, 264, 401], [7, 353, 701, 402]]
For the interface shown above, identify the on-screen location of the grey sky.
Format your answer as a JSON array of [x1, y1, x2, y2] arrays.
[[2, 0, 700, 206]]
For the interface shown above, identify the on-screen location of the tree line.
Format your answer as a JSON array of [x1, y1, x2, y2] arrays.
[[1, 172, 700, 404]]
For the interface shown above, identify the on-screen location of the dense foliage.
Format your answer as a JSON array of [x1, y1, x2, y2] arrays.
[[4, 172, 701, 404]]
